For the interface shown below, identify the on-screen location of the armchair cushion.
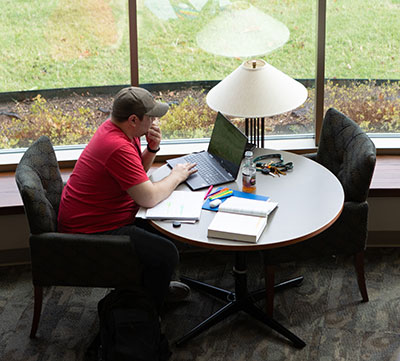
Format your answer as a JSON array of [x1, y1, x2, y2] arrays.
[[30, 233, 143, 288]]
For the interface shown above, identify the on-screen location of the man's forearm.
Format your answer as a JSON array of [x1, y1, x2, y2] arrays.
[[149, 172, 184, 204], [127, 163, 196, 208], [128, 172, 183, 208]]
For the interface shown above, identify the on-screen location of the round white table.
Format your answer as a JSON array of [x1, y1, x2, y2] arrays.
[[150, 149, 344, 348]]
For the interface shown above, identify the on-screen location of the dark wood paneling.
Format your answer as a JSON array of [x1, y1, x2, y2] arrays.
[[0, 156, 399, 215], [0, 168, 74, 215], [369, 156, 400, 197]]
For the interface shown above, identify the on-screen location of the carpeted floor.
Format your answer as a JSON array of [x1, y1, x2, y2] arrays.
[[1, 247, 400, 361]]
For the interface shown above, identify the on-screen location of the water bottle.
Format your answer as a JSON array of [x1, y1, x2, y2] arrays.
[[242, 151, 256, 193]]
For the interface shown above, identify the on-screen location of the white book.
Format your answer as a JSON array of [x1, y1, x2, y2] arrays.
[[207, 197, 278, 243], [218, 196, 278, 217]]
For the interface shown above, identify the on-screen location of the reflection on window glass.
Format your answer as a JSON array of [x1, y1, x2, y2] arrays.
[[325, 0, 400, 134], [196, 3, 289, 58], [138, 0, 315, 140], [139, 0, 315, 81]]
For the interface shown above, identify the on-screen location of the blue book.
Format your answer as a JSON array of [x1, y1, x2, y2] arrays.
[[202, 187, 269, 212]]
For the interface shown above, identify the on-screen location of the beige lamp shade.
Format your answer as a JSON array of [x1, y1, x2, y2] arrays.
[[206, 59, 308, 118]]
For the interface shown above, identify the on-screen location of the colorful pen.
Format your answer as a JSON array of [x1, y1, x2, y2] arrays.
[[209, 190, 233, 200], [206, 187, 229, 199], [203, 185, 214, 200], [210, 193, 233, 201]]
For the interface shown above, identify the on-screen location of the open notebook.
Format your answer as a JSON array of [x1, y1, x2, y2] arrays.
[[136, 191, 204, 221]]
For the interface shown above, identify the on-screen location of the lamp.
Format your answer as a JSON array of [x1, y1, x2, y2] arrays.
[[206, 59, 308, 148]]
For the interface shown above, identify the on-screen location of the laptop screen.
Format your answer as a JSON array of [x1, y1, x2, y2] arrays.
[[208, 112, 248, 177]]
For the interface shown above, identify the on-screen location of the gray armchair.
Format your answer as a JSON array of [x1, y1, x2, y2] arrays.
[[15, 136, 144, 338], [263, 108, 376, 317]]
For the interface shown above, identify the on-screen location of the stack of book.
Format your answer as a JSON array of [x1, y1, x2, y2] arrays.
[[207, 196, 278, 243]]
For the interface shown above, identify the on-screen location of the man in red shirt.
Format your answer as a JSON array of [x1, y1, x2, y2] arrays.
[[58, 86, 197, 310]]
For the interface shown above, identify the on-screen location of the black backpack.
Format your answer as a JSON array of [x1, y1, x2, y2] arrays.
[[96, 288, 171, 361]]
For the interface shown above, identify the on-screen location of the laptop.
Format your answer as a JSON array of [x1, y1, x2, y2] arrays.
[[166, 112, 248, 190]]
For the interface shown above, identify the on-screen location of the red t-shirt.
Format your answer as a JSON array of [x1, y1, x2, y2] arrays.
[[57, 119, 149, 233]]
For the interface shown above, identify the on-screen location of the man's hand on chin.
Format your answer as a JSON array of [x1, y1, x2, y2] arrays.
[[146, 122, 162, 150]]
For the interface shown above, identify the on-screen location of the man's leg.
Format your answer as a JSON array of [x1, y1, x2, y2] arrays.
[[130, 226, 179, 310], [100, 224, 179, 311], [134, 218, 201, 254], [133, 219, 192, 303]]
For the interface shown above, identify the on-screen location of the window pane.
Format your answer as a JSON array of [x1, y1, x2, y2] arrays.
[[0, 0, 130, 150], [138, 0, 316, 140], [0, 0, 130, 91], [325, 0, 400, 134]]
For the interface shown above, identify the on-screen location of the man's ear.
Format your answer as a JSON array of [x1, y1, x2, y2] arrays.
[[128, 114, 138, 127]]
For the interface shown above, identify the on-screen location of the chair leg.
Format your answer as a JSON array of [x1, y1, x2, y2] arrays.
[[30, 286, 43, 338], [264, 264, 275, 318], [354, 251, 369, 302]]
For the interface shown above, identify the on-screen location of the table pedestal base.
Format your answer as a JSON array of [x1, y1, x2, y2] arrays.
[[176, 252, 306, 349]]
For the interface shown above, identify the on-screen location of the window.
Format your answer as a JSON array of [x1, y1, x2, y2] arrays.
[[325, 0, 400, 135], [0, 0, 399, 154]]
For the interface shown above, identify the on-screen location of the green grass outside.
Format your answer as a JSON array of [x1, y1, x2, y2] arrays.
[[0, 0, 398, 93], [0, 0, 131, 92]]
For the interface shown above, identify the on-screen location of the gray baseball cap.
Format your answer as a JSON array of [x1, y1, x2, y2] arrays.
[[112, 87, 169, 119]]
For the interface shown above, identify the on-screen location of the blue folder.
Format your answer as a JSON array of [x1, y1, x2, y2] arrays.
[[202, 187, 269, 212]]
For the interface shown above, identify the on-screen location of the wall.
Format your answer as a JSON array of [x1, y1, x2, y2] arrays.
[[0, 214, 30, 265], [367, 197, 400, 247]]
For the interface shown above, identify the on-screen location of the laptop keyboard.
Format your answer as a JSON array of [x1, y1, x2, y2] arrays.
[[185, 154, 228, 184]]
